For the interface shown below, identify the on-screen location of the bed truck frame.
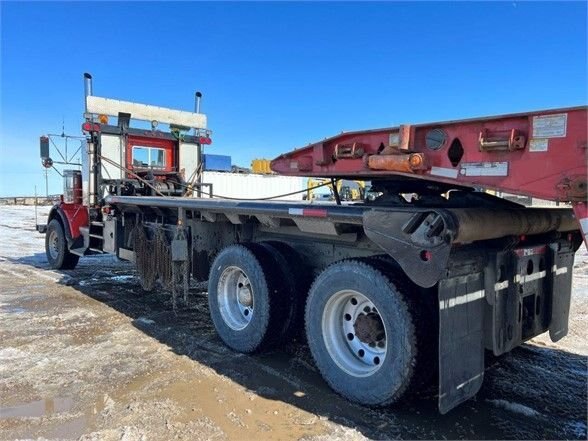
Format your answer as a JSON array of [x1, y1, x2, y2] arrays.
[[39, 74, 587, 413]]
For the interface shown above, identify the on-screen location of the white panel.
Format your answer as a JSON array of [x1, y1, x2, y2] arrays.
[[179, 142, 199, 182], [201, 172, 305, 201], [460, 162, 508, 177], [100, 134, 124, 180], [87, 96, 207, 129], [532, 113, 567, 138], [430, 166, 459, 179]]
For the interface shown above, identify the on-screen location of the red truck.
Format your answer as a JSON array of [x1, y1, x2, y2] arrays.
[[39, 73, 587, 413]]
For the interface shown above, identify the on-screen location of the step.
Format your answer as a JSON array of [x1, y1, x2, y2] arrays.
[[89, 247, 104, 253], [90, 221, 104, 227], [89, 234, 103, 239]]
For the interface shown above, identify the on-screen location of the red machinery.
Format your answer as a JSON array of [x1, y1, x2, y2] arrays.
[[272, 106, 588, 245]]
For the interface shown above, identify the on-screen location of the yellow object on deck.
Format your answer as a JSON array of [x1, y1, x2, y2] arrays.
[[251, 159, 273, 174]]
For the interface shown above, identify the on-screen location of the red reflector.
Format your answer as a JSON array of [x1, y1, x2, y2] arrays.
[[199, 137, 212, 145], [93, 123, 101, 132], [287, 208, 328, 218], [420, 250, 432, 262], [302, 208, 328, 218]]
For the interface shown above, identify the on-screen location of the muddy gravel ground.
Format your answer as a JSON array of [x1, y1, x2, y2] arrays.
[[0, 205, 587, 440]]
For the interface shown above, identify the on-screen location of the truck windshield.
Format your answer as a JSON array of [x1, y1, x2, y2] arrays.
[[132, 146, 165, 168]]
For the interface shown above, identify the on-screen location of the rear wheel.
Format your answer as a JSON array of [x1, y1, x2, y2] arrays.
[[305, 260, 418, 406], [45, 218, 79, 270], [208, 243, 290, 353]]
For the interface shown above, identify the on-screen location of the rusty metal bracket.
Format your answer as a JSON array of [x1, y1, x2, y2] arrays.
[[479, 128, 526, 152], [333, 142, 365, 159]]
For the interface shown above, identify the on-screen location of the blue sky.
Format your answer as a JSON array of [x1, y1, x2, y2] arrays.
[[1, 1, 586, 197]]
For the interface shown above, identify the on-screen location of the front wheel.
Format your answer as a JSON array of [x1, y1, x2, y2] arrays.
[[305, 260, 418, 406], [45, 219, 79, 270]]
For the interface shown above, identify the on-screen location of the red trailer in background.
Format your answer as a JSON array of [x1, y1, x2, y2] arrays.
[[39, 74, 587, 413]]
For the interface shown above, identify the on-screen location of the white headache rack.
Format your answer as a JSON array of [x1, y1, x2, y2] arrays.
[[86, 95, 207, 130]]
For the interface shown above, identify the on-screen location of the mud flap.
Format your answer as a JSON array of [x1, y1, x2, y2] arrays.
[[549, 247, 575, 342], [438, 272, 485, 414]]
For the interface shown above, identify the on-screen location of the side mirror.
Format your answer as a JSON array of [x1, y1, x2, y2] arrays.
[[40, 136, 50, 159]]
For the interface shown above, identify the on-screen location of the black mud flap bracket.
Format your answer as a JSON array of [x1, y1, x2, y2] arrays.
[[363, 209, 456, 288], [438, 254, 485, 414]]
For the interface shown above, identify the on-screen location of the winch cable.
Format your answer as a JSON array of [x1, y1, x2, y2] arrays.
[[97, 153, 340, 201], [97, 154, 167, 197]]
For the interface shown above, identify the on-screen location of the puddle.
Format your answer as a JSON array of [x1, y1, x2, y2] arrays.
[[0, 397, 74, 418], [109, 275, 135, 282], [0, 397, 94, 439], [47, 414, 88, 439], [79, 278, 99, 286]]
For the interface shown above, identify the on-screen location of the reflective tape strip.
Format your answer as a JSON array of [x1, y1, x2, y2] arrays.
[[456, 372, 483, 390], [440, 290, 484, 310], [494, 281, 509, 292], [551, 265, 568, 276], [288, 208, 328, 218], [515, 270, 546, 284]]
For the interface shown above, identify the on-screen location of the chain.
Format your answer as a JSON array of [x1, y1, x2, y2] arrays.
[[171, 227, 191, 308], [133, 223, 191, 311], [133, 225, 157, 291]]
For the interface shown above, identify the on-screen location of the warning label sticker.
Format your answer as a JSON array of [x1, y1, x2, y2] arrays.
[[529, 138, 549, 152], [532, 113, 567, 138]]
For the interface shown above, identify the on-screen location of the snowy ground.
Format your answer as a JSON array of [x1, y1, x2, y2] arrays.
[[0, 205, 586, 440]]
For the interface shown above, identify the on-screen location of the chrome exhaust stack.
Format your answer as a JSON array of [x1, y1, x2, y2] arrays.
[[83, 73, 97, 206], [83, 72, 93, 113], [195, 91, 202, 114]]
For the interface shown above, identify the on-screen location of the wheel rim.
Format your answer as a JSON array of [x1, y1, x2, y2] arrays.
[[322, 290, 387, 377], [48, 230, 60, 260], [217, 266, 254, 330]]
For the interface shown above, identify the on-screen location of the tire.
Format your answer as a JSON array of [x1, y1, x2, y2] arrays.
[[305, 259, 419, 406], [363, 256, 438, 394], [45, 218, 79, 270], [258, 241, 311, 341], [207, 243, 290, 353]]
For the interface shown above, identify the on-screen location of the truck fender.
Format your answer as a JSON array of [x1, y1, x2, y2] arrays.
[[47, 205, 74, 247]]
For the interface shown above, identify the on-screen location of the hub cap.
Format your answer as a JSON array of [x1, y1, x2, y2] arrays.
[[322, 290, 387, 377], [217, 266, 254, 330], [48, 230, 59, 260]]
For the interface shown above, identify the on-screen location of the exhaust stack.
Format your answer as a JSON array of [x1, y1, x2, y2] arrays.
[[83, 73, 97, 206], [195, 91, 202, 114], [84, 73, 93, 113]]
